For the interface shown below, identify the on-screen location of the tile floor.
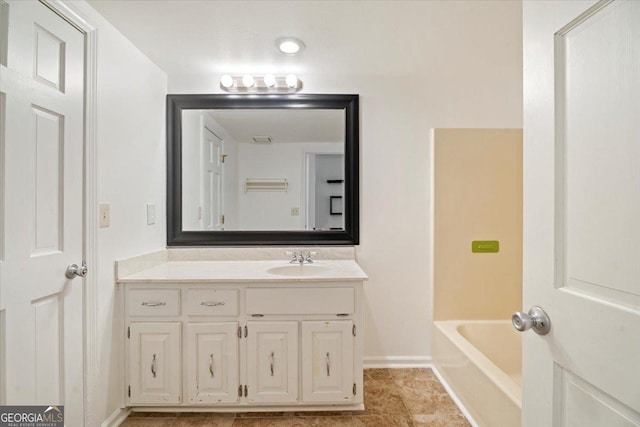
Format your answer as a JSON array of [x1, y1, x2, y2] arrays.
[[121, 368, 471, 427]]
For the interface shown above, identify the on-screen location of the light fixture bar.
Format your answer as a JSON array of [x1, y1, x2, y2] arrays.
[[219, 75, 302, 93]]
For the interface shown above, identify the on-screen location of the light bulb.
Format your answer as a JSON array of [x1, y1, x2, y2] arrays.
[[242, 75, 255, 88], [220, 74, 234, 88], [285, 74, 298, 88], [263, 74, 276, 87]]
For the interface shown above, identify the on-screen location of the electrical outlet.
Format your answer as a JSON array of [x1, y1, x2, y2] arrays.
[[291, 207, 300, 216], [147, 204, 156, 225], [99, 204, 110, 228]]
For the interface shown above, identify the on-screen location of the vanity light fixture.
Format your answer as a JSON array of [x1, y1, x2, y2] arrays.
[[276, 37, 305, 55], [242, 74, 255, 88], [263, 74, 277, 88], [220, 74, 234, 88], [219, 74, 302, 93]]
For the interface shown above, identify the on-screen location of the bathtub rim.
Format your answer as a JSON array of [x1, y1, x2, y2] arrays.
[[434, 319, 522, 409]]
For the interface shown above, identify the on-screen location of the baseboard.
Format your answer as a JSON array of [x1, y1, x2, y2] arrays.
[[431, 366, 479, 427], [363, 356, 432, 369], [101, 407, 131, 427]]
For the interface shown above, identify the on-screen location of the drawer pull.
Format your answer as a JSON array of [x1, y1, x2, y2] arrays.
[[141, 301, 166, 307], [209, 353, 215, 378], [151, 354, 157, 378], [270, 351, 275, 376], [326, 352, 331, 376], [201, 301, 225, 307]]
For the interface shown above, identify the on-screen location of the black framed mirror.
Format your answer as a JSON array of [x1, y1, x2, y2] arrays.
[[167, 94, 359, 246]]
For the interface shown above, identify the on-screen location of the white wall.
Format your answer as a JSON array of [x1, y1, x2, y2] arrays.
[[169, 7, 523, 365], [237, 142, 342, 230], [71, 2, 168, 423]]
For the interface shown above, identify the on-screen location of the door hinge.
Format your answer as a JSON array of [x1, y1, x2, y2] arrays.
[[244, 385, 248, 397], [244, 325, 248, 338], [237, 326, 242, 338], [353, 383, 357, 396], [128, 385, 131, 398], [127, 327, 130, 339], [221, 215, 225, 225], [221, 154, 228, 164], [352, 324, 356, 337], [238, 385, 243, 397]]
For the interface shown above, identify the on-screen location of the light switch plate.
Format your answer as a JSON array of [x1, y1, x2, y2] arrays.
[[99, 204, 110, 228], [146, 204, 156, 225]]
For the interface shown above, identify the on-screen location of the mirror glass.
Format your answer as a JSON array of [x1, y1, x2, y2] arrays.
[[166, 94, 359, 246], [181, 108, 345, 231]]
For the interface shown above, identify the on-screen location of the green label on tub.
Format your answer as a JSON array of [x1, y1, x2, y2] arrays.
[[472, 240, 499, 253]]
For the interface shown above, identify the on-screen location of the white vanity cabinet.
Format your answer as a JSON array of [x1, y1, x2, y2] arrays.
[[185, 322, 240, 404], [121, 279, 364, 412], [128, 322, 182, 405], [246, 321, 299, 403]]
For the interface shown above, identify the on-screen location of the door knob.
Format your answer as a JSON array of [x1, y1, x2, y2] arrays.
[[66, 262, 88, 279], [512, 306, 551, 335]]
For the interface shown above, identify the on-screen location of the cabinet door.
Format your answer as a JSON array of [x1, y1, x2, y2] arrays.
[[129, 322, 181, 405], [185, 322, 239, 404], [301, 321, 354, 403], [246, 321, 298, 403]]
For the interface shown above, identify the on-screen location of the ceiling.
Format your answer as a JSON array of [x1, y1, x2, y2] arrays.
[[86, 0, 521, 78]]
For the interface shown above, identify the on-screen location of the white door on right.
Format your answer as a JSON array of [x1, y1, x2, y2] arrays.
[[523, 1, 640, 426]]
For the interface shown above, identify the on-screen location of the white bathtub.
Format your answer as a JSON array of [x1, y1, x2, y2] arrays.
[[433, 320, 522, 427]]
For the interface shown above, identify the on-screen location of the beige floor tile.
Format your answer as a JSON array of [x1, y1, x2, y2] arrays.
[[389, 368, 437, 382], [412, 412, 472, 427], [363, 369, 392, 381], [120, 418, 175, 427], [172, 417, 234, 427], [231, 418, 311, 427]]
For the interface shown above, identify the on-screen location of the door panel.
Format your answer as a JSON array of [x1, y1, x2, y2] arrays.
[[186, 322, 239, 404], [202, 125, 223, 230], [246, 321, 298, 403], [523, 1, 640, 425], [129, 322, 182, 405], [0, 0, 84, 422], [301, 321, 353, 403]]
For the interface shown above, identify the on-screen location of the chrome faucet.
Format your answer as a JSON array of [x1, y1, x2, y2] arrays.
[[286, 250, 317, 264]]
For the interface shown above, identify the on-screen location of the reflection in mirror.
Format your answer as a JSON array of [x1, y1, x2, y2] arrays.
[[181, 109, 345, 231], [167, 94, 359, 246]]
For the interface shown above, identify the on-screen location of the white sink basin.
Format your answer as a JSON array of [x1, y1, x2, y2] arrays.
[[267, 264, 331, 277]]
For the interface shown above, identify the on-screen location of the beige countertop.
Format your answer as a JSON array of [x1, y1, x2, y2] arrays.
[[117, 259, 368, 283]]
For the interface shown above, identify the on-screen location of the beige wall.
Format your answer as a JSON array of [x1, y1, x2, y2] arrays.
[[434, 129, 522, 320]]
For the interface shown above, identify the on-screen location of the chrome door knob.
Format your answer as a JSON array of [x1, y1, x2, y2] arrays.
[[512, 306, 551, 335], [66, 262, 88, 279]]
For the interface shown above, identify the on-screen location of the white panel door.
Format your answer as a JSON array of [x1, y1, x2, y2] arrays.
[[185, 322, 239, 404], [202, 125, 223, 230], [246, 321, 298, 403], [129, 322, 182, 405], [0, 0, 84, 423], [301, 321, 353, 403], [523, 1, 640, 425]]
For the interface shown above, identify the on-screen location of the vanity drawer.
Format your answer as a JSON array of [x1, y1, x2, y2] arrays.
[[185, 289, 239, 316], [128, 289, 181, 316], [246, 287, 354, 315]]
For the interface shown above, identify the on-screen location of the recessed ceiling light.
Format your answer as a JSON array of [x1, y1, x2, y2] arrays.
[[276, 37, 305, 55]]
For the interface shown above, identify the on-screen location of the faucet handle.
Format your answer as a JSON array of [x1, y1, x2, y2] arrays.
[[304, 250, 317, 263], [285, 251, 299, 263]]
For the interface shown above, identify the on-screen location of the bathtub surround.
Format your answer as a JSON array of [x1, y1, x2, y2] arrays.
[[432, 129, 523, 427], [433, 129, 523, 321]]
